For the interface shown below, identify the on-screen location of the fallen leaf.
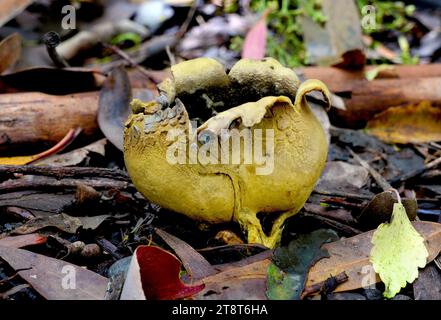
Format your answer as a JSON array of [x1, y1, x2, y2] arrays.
[[195, 258, 269, 300], [0, 246, 108, 299], [0, 33, 22, 74], [11, 213, 110, 235], [299, 0, 365, 68], [194, 222, 441, 299], [0, 128, 81, 165], [316, 161, 369, 190], [241, 10, 269, 59], [358, 191, 417, 229], [155, 229, 216, 281], [364, 64, 395, 81], [98, 67, 155, 151], [34, 139, 107, 167], [0, 234, 47, 248], [266, 229, 339, 300], [0, 191, 75, 217], [98, 67, 131, 151], [306, 221, 441, 293], [366, 101, 441, 144], [370, 202, 429, 298], [0, 0, 33, 28], [214, 230, 244, 245], [120, 245, 205, 300], [413, 264, 441, 300], [0, 67, 103, 95]]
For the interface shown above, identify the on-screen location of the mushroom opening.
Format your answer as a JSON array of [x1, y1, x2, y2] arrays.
[[156, 57, 301, 125]]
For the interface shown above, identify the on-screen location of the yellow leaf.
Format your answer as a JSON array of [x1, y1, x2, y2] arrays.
[[0, 128, 80, 165], [370, 202, 429, 298], [366, 101, 441, 144], [0, 155, 38, 165]]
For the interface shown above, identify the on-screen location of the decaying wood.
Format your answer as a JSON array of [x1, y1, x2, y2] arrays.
[[299, 64, 441, 86], [298, 65, 441, 127], [0, 91, 100, 151], [0, 165, 129, 181]]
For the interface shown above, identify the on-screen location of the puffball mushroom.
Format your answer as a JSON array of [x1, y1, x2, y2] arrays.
[[124, 57, 331, 248]]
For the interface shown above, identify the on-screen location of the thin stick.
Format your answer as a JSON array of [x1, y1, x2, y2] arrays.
[[347, 147, 392, 191], [0, 165, 129, 181], [103, 44, 156, 82]]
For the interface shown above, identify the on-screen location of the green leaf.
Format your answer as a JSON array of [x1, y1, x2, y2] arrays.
[[370, 202, 429, 298], [266, 229, 338, 300]]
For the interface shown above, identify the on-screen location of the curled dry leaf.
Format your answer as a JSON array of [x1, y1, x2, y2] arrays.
[[120, 245, 205, 300], [0, 246, 108, 300], [366, 101, 441, 144], [0, 33, 22, 74]]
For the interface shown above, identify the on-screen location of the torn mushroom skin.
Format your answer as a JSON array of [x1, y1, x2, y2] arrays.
[[124, 57, 331, 248]]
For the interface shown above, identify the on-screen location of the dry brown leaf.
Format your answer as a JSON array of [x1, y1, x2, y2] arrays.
[[192, 221, 441, 298], [0, 0, 33, 27], [366, 101, 441, 144], [306, 221, 441, 292], [34, 139, 107, 167], [0, 234, 47, 248], [195, 259, 269, 300], [155, 229, 216, 281], [0, 33, 21, 73], [0, 246, 108, 299], [11, 213, 110, 235]]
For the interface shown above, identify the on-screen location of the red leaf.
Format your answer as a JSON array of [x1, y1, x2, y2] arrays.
[[134, 246, 205, 300], [241, 10, 270, 59], [0, 234, 47, 248]]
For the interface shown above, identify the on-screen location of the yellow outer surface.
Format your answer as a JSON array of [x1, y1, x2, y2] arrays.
[[124, 58, 330, 248]]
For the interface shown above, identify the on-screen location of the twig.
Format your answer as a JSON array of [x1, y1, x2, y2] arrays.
[[301, 212, 362, 236], [177, 0, 199, 39], [0, 284, 30, 299], [96, 238, 124, 260], [390, 156, 441, 184], [103, 44, 156, 82], [0, 268, 31, 284], [313, 189, 373, 200], [347, 147, 392, 191], [302, 272, 348, 298], [101, 34, 177, 71], [0, 175, 129, 192], [42, 32, 70, 68], [0, 165, 130, 181]]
